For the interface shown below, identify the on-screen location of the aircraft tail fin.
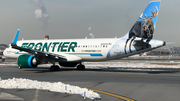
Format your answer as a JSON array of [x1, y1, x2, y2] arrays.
[[126, 1, 161, 43]]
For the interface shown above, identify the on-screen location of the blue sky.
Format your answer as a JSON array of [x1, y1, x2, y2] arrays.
[[0, 0, 180, 48]]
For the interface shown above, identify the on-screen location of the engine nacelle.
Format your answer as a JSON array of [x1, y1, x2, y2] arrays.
[[17, 54, 38, 68], [59, 62, 78, 67]]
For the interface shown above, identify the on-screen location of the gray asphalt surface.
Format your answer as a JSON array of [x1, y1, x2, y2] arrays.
[[0, 60, 180, 101]]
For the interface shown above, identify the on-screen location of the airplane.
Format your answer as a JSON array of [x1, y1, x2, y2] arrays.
[[3, 1, 165, 71]]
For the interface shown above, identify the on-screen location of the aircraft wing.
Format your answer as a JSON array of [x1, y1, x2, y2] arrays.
[[11, 29, 82, 62]]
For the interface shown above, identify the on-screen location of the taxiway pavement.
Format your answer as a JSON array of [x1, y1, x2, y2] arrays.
[[0, 60, 180, 101]]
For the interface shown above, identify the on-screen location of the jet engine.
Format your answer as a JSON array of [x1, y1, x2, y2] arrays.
[[17, 54, 38, 68]]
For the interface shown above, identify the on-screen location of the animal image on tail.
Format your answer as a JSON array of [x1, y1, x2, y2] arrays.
[[129, 4, 159, 43]]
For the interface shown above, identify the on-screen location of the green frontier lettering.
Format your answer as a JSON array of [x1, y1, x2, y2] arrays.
[[68, 42, 77, 52], [21, 42, 77, 52], [34, 43, 43, 51], [52, 42, 59, 52], [21, 43, 29, 48], [61, 42, 70, 52], [27, 43, 35, 49], [42, 42, 52, 52], [57, 42, 63, 52], [21, 43, 29, 52]]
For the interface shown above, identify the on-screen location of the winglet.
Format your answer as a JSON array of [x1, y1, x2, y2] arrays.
[[12, 29, 20, 44]]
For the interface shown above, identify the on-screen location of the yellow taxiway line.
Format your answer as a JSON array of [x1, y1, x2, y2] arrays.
[[88, 88, 135, 101]]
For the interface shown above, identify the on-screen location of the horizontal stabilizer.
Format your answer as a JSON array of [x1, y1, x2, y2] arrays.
[[133, 40, 149, 46]]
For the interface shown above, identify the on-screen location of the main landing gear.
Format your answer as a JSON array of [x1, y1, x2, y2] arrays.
[[50, 65, 59, 71], [49, 62, 85, 71], [77, 64, 85, 70]]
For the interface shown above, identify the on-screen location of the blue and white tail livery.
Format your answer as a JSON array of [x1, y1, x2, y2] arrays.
[[3, 1, 165, 70], [128, 1, 161, 42], [107, 1, 162, 58]]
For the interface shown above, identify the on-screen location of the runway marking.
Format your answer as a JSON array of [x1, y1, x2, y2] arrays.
[[88, 88, 135, 101], [32, 90, 39, 101]]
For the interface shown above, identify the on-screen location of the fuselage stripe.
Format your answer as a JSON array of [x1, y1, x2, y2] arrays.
[[67, 53, 103, 56]]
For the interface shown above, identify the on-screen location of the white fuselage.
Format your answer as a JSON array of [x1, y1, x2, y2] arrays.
[[3, 35, 165, 62]]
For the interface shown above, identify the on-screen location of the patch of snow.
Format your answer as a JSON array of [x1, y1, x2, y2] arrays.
[[0, 78, 100, 100], [84, 62, 180, 69]]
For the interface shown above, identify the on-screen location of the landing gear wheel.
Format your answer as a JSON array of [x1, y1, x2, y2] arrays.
[[77, 65, 85, 70], [50, 65, 60, 71]]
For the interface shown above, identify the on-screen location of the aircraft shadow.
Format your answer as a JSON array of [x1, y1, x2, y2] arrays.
[[22, 66, 180, 74]]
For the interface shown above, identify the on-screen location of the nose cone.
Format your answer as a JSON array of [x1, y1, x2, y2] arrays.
[[149, 39, 166, 48], [3, 48, 8, 57], [3, 48, 7, 56]]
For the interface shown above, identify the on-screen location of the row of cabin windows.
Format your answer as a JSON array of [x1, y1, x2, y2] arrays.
[[48, 45, 108, 48], [35, 45, 108, 48], [77, 45, 108, 48]]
